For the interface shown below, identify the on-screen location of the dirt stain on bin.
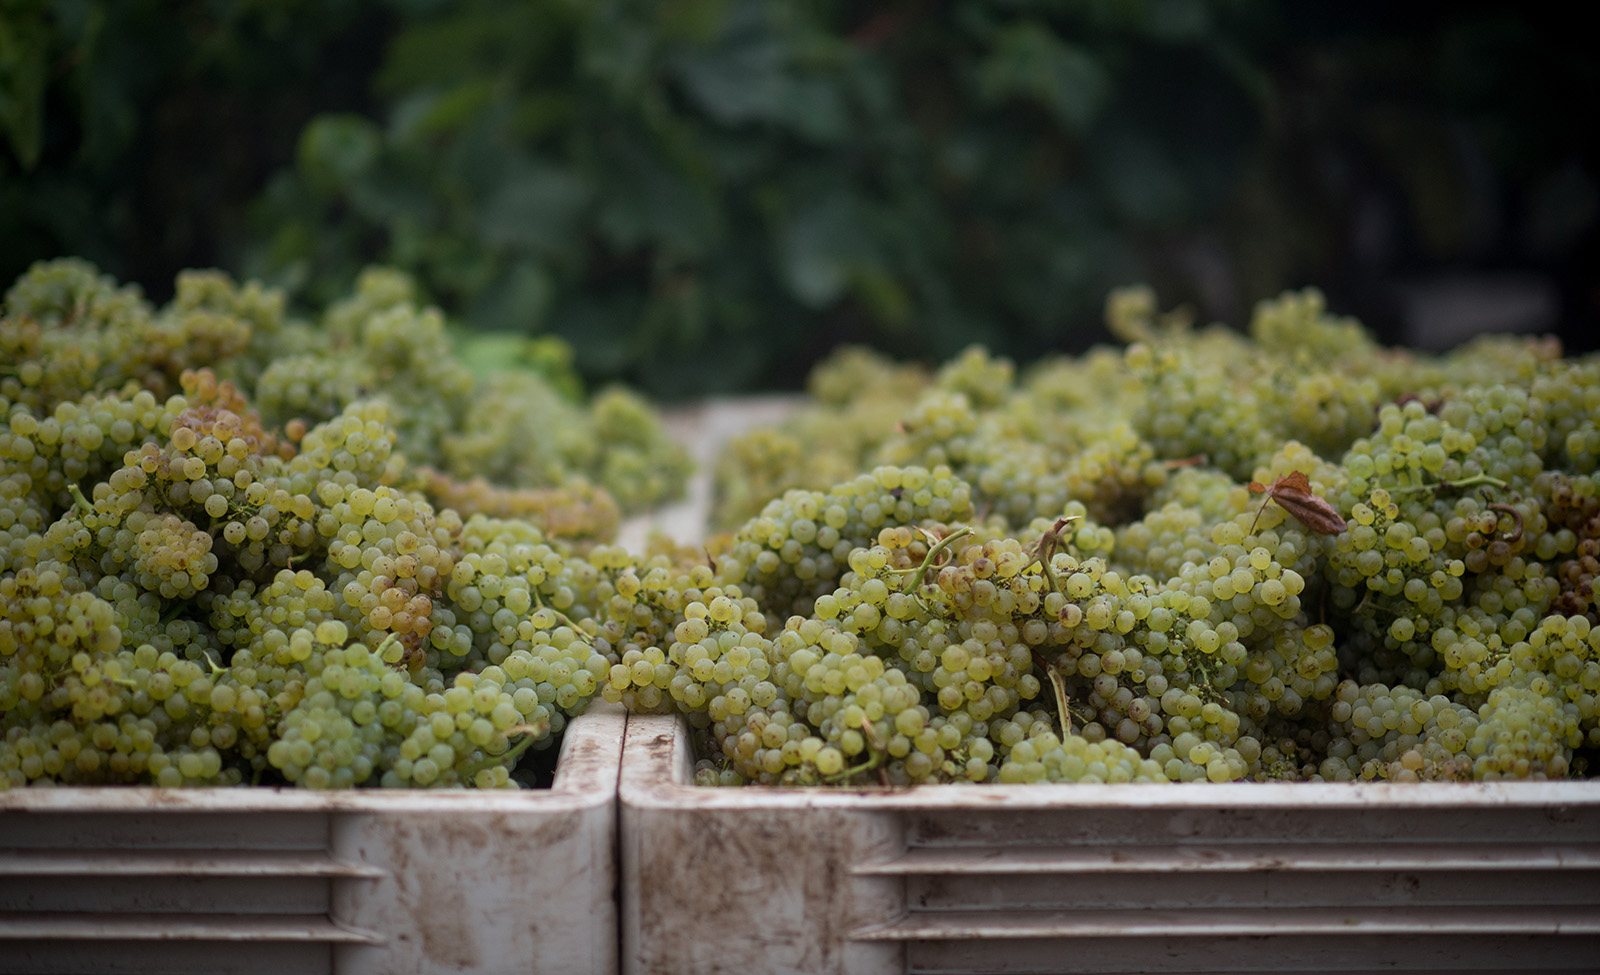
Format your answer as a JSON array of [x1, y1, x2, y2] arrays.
[[368, 816, 496, 970]]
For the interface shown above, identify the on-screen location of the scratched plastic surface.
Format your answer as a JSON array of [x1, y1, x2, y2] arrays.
[[621, 712, 1600, 975], [0, 703, 624, 975]]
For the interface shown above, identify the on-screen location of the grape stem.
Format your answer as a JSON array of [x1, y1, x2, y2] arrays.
[[374, 632, 405, 666], [820, 720, 891, 786], [1024, 515, 1080, 592], [859, 719, 892, 787], [459, 721, 548, 781], [1047, 666, 1073, 741], [66, 482, 94, 515], [825, 748, 884, 786], [532, 592, 585, 634], [1392, 472, 1508, 496], [1352, 590, 1420, 626], [1486, 502, 1524, 545], [901, 525, 972, 611], [1185, 657, 1223, 701]]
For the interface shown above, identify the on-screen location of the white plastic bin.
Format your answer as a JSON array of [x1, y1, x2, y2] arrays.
[[620, 713, 1600, 975], [0, 703, 624, 975], [617, 395, 805, 553]]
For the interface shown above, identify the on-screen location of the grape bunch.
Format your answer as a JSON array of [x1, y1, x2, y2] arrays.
[[698, 286, 1600, 785], [5, 255, 1600, 792], [0, 259, 695, 790]]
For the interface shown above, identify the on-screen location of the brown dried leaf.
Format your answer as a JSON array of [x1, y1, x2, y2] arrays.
[[1248, 471, 1348, 535]]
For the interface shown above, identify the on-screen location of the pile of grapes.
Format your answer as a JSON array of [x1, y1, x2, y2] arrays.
[[682, 287, 1599, 785], [0, 260, 687, 788], [3, 260, 1597, 790]]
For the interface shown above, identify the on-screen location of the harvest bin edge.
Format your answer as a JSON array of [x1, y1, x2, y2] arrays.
[[0, 703, 625, 975], [620, 712, 1600, 975]]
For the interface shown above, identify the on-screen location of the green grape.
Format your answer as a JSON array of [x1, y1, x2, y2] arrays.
[[8, 258, 1600, 792]]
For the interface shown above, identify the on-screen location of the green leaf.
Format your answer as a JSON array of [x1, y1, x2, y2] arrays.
[[974, 20, 1108, 132], [779, 76, 848, 144], [655, 0, 734, 44], [672, 6, 847, 142], [453, 327, 581, 401], [479, 163, 589, 253], [297, 114, 382, 195], [594, 130, 718, 254], [848, 266, 912, 331], [467, 258, 556, 332], [348, 170, 434, 226], [385, 81, 492, 144], [775, 190, 878, 308], [676, 35, 789, 125], [1145, 0, 1211, 42], [1091, 124, 1190, 227], [0, 9, 50, 170], [552, 293, 647, 378]]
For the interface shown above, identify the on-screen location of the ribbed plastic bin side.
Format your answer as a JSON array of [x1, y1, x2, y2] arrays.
[[0, 703, 624, 975], [620, 713, 1600, 975]]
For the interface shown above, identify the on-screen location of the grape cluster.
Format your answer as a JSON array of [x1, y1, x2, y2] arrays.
[[413, 467, 620, 543], [1544, 473, 1600, 621], [712, 345, 928, 530], [713, 465, 974, 621], [6, 256, 1600, 792], [0, 260, 695, 790], [993, 708, 1169, 784], [696, 286, 1600, 786], [251, 266, 689, 516]]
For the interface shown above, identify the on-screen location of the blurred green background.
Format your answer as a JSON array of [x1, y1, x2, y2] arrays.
[[3, 0, 1596, 398]]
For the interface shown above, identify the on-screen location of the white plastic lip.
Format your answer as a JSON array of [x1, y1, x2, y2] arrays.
[[0, 701, 625, 813], [620, 713, 1600, 812]]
